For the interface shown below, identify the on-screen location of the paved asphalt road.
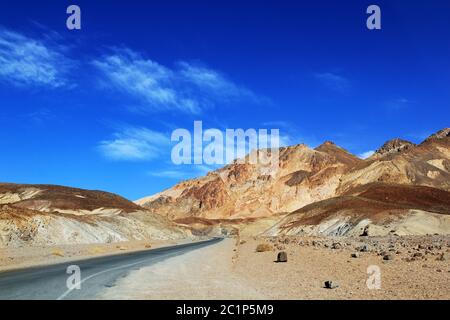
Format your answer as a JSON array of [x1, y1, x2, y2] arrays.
[[0, 237, 223, 300]]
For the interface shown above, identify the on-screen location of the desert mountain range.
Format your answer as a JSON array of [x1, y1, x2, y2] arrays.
[[1, 128, 449, 247], [137, 128, 450, 237]]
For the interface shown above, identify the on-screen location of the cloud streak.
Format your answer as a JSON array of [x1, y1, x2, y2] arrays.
[[0, 27, 74, 88], [92, 48, 259, 114], [147, 164, 213, 179], [99, 126, 170, 161], [385, 97, 413, 111], [314, 72, 351, 93]]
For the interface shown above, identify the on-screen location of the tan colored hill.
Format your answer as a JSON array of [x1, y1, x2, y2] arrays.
[[267, 128, 450, 237], [265, 183, 450, 237], [424, 127, 450, 142], [137, 142, 362, 221], [0, 183, 142, 214], [368, 138, 415, 160], [137, 128, 450, 236], [337, 129, 450, 194], [0, 183, 188, 247]]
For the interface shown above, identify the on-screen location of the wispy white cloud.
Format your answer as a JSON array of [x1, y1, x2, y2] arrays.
[[177, 62, 258, 101], [0, 27, 73, 88], [92, 48, 260, 114], [147, 164, 214, 179], [99, 126, 170, 161], [314, 72, 351, 93], [386, 97, 413, 111], [358, 150, 375, 159], [24, 108, 55, 125]]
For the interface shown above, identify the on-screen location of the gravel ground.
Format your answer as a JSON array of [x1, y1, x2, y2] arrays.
[[99, 235, 449, 300], [235, 235, 450, 299]]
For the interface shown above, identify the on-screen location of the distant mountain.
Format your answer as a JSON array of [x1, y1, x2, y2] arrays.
[[266, 182, 450, 237], [137, 128, 450, 236], [368, 138, 415, 160], [0, 183, 142, 214], [424, 128, 450, 142], [0, 183, 188, 247], [136, 142, 362, 221], [338, 128, 450, 194]]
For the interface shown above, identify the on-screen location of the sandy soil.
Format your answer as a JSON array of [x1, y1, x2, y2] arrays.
[[235, 236, 450, 299], [97, 235, 450, 300], [98, 238, 266, 299]]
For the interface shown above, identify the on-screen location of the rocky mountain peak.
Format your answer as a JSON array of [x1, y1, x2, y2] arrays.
[[424, 128, 450, 142], [372, 138, 415, 158]]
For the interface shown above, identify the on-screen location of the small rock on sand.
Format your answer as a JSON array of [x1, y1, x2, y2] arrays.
[[324, 280, 339, 289], [277, 251, 288, 262]]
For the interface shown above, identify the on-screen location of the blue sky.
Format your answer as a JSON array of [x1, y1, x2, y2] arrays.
[[0, 0, 449, 200]]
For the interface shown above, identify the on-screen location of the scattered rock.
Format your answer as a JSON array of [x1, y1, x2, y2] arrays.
[[357, 244, 369, 252], [331, 242, 342, 250], [351, 253, 360, 258], [383, 254, 393, 261], [256, 243, 273, 252], [436, 253, 446, 261], [360, 226, 369, 236], [324, 281, 339, 289], [276, 251, 288, 263]]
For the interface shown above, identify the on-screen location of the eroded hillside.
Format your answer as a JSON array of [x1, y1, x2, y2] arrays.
[[0, 183, 189, 247], [137, 128, 450, 236]]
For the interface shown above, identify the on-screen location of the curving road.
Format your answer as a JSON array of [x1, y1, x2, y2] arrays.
[[0, 238, 222, 300]]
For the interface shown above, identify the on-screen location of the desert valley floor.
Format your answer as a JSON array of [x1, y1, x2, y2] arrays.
[[1, 235, 449, 299]]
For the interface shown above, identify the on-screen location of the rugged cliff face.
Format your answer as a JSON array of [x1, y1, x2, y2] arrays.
[[368, 138, 415, 160], [0, 184, 189, 247], [265, 183, 450, 237], [136, 142, 362, 220], [337, 131, 450, 194], [137, 128, 450, 237]]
